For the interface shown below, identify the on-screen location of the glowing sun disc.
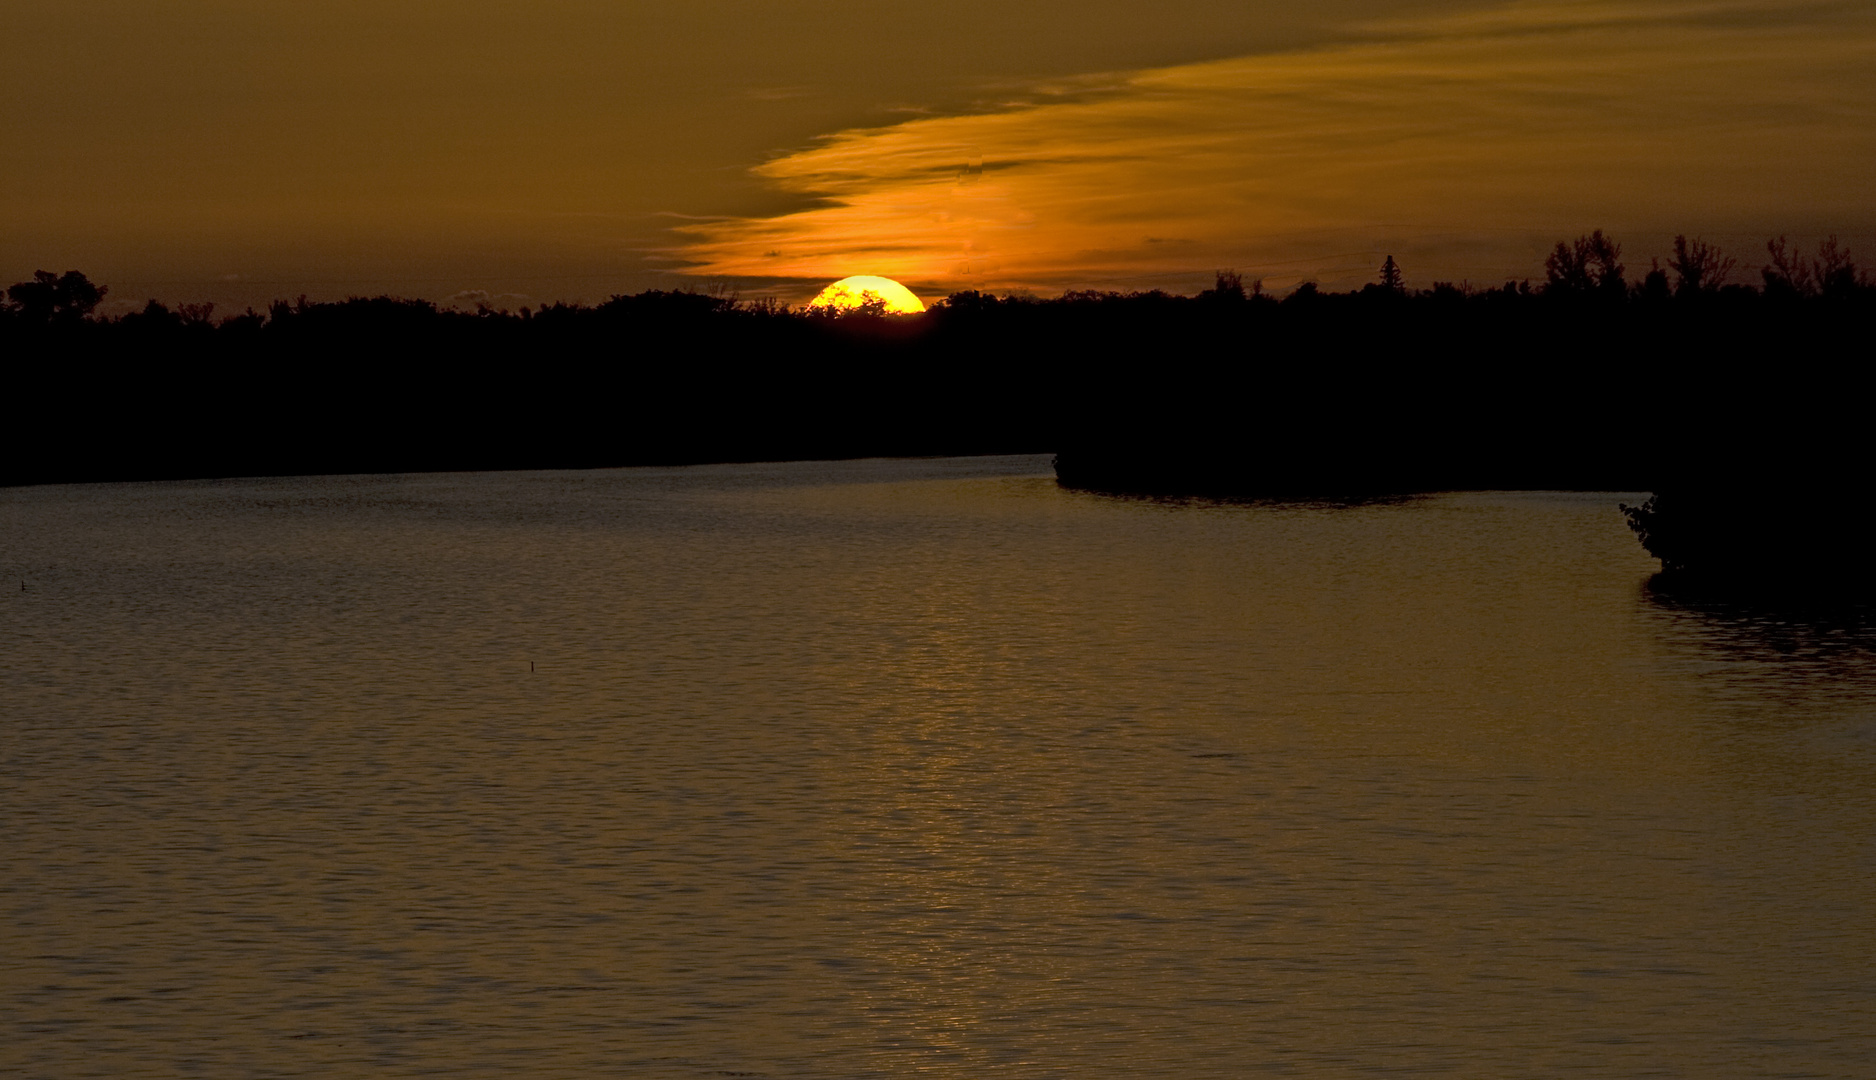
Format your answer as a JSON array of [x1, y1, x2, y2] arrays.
[[809, 275, 926, 314]]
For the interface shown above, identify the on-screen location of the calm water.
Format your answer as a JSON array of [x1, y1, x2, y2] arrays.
[[3, 456, 1873, 1079]]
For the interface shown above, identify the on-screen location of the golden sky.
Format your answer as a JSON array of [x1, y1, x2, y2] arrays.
[[683, 0, 1876, 297], [4, 0, 1871, 307]]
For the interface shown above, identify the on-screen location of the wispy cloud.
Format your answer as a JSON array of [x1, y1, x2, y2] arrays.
[[676, 0, 1876, 294]]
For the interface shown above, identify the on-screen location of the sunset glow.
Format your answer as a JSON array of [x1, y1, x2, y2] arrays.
[[807, 276, 927, 314], [5, 0, 1873, 304], [8, 0, 1876, 1073], [679, 0, 1876, 295]]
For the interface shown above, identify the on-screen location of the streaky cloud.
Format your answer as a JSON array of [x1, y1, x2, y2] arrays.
[[676, 0, 1876, 295]]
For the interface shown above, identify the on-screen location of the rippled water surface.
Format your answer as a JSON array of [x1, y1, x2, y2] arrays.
[[4, 456, 1874, 1079]]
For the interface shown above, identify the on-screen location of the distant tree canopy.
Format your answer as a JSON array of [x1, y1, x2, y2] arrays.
[[7, 232, 1868, 483], [1665, 234, 1737, 296], [1199, 270, 1250, 303], [1544, 230, 1625, 297], [5, 270, 107, 323], [1, 229, 1871, 491], [5, 232, 1868, 341], [1764, 234, 1863, 299]]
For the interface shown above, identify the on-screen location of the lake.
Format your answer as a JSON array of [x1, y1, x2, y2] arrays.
[[3, 455, 1872, 1078]]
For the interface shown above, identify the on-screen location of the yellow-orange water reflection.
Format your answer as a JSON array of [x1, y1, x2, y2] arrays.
[[3, 459, 1874, 1077]]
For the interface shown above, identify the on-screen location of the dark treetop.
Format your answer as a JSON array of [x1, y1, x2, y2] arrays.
[[5, 234, 1872, 518]]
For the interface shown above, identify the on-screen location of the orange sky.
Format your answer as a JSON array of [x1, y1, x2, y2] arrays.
[[680, 0, 1876, 299], [4, 0, 1871, 308]]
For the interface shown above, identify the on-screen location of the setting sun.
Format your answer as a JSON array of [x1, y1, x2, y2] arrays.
[[807, 275, 926, 314]]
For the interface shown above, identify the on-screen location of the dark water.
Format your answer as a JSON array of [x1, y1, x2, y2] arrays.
[[3, 456, 1873, 1079]]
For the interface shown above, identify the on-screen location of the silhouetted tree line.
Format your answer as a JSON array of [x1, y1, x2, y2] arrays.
[[5, 229, 1873, 583]]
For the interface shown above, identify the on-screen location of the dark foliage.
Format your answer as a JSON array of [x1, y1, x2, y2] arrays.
[[1545, 230, 1625, 299], [1763, 234, 1864, 301], [6, 270, 107, 324], [1622, 484, 1876, 593], [1378, 256, 1405, 293], [1665, 234, 1737, 296], [4, 235, 1873, 575]]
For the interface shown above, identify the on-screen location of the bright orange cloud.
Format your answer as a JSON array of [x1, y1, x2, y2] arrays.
[[677, 0, 1876, 296]]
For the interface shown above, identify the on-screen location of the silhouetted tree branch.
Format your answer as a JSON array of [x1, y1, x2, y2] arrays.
[[1545, 230, 1624, 297], [1666, 235, 1735, 296]]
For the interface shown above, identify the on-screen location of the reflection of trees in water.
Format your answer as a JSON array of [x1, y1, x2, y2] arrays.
[[1068, 488, 1423, 511], [1641, 576, 1876, 793], [1646, 576, 1876, 669]]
